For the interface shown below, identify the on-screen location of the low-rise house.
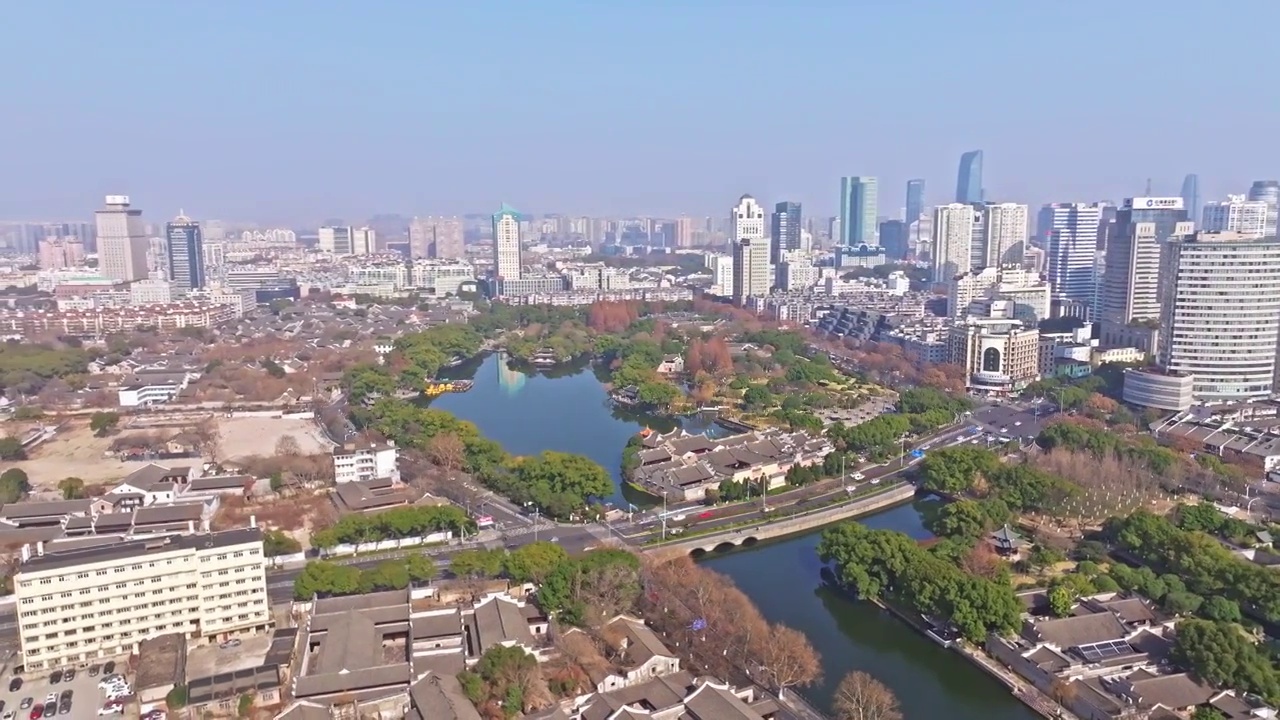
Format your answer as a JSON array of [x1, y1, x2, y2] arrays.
[[332, 439, 400, 484], [656, 355, 685, 375], [528, 671, 775, 720], [632, 428, 832, 502], [333, 477, 421, 514], [576, 615, 681, 693]]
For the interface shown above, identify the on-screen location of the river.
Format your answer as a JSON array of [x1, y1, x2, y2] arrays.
[[434, 352, 1038, 719]]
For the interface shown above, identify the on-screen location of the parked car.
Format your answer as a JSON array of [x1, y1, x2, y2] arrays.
[[47, 672, 60, 685], [97, 705, 122, 717], [101, 662, 115, 676], [87, 666, 99, 678], [217, 638, 242, 649], [40, 704, 53, 719], [61, 670, 72, 682], [18, 699, 31, 710], [27, 704, 41, 720], [8, 678, 21, 692]]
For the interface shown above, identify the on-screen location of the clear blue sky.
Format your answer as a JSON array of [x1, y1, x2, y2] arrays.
[[3, 1, 1278, 225]]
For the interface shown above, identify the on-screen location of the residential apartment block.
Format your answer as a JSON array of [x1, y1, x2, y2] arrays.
[[332, 439, 400, 484], [14, 527, 270, 671]]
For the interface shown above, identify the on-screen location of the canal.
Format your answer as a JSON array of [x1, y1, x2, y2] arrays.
[[435, 352, 1038, 719]]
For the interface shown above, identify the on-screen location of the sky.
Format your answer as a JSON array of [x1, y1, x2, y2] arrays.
[[3, 1, 1279, 225]]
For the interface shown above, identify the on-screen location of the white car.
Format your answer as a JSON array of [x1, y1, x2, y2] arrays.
[[98, 706, 123, 717], [851, 472, 865, 481]]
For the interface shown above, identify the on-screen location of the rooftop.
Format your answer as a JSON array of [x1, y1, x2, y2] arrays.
[[18, 526, 262, 574]]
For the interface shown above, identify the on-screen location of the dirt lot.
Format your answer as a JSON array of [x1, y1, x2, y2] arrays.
[[217, 415, 333, 460], [0, 421, 164, 490]]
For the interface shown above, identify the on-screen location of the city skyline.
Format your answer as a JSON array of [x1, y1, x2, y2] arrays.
[[2, 3, 1278, 222]]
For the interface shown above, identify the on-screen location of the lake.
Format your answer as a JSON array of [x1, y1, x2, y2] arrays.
[[434, 351, 1038, 719]]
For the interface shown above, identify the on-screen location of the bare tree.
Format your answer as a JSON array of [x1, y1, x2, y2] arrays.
[[755, 624, 821, 691], [275, 434, 302, 456], [833, 671, 902, 720], [426, 432, 467, 472], [192, 418, 224, 464]]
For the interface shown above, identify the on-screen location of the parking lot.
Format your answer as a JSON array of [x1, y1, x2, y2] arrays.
[[0, 663, 126, 719]]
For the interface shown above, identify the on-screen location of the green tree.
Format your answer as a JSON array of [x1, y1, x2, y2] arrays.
[[0, 436, 24, 460], [1201, 595, 1242, 624], [916, 446, 999, 494], [504, 541, 569, 584], [635, 381, 680, 409], [360, 560, 411, 592], [405, 553, 438, 583], [1047, 586, 1075, 617], [0, 468, 30, 503], [450, 548, 506, 580], [1173, 619, 1280, 702], [89, 411, 120, 437], [293, 561, 363, 600], [57, 476, 85, 500], [262, 530, 302, 557]]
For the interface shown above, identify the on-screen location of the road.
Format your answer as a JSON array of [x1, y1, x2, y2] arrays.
[[0, 411, 1018, 645]]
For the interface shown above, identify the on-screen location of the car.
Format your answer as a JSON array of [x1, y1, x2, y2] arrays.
[[61, 669, 73, 682], [42, 697, 54, 709], [47, 671, 60, 685], [56, 693, 69, 704], [671, 514, 686, 522], [56, 705, 69, 717], [851, 472, 865, 481], [97, 706, 122, 717], [87, 666, 98, 677], [4, 709, 15, 720], [18, 699, 31, 710], [218, 638, 242, 649], [102, 662, 115, 676], [698, 511, 712, 519], [40, 704, 53, 719], [27, 705, 41, 720], [869, 477, 881, 485], [97, 676, 124, 689], [9, 678, 21, 692]]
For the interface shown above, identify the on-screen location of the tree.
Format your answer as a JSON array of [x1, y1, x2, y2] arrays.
[[1173, 619, 1280, 701], [504, 541, 569, 584], [405, 553, 437, 583], [275, 434, 301, 456], [916, 447, 999, 494], [0, 468, 30, 504], [57, 477, 85, 500], [262, 530, 302, 557], [755, 624, 821, 691], [1047, 586, 1074, 618], [833, 671, 902, 720], [450, 548, 506, 580], [89, 411, 120, 437], [426, 432, 467, 472], [0, 437, 24, 461]]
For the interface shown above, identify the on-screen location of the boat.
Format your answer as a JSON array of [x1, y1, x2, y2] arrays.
[[422, 379, 475, 396]]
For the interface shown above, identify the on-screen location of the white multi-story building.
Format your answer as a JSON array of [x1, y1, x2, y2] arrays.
[[1100, 197, 1193, 327], [948, 316, 1041, 396], [730, 195, 766, 242], [352, 227, 377, 256], [411, 260, 475, 297], [13, 527, 270, 671], [95, 195, 149, 282], [318, 226, 353, 255], [1040, 202, 1103, 317], [129, 277, 175, 306], [983, 203, 1029, 267], [932, 203, 977, 281], [332, 440, 400, 484], [704, 253, 734, 293], [186, 286, 255, 317], [1201, 195, 1269, 237], [1157, 231, 1280, 402], [492, 204, 522, 281], [777, 260, 820, 291], [731, 238, 771, 304], [947, 266, 1049, 322], [348, 261, 409, 290]]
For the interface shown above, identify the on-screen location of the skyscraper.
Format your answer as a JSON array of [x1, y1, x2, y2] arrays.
[[409, 216, 465, 259], [95, 195, 149, 282], [878, 220, 908, 261], [165, 211, 205, 291], [905, 179, 925, 225], [730, 195, 766, 242], [1158, 231, 1280, 402], [1202, 196, 1269, 237], [931, 203, 977, 281], [675, 217, 695, 248], [318, 226, 353, 254], [492, 203, 522, 280], [770, 201, 802, 265], [983, 203, 1029, 267], [1040, 203, 1103, 316], [1247, 180, 1280, 237], [955, 150, 984, 204], [838, 177, 878, 247], [732, 238, 771, 304], [1180, 174, 1200, 228], [1099, 197, 1193, 327], [352, 227, 377, 255]]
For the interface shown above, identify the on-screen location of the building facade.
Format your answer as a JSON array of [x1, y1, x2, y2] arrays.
[[1041, 202, 1103, 317], [1157, 232, 1280, 402], [165, 212, 205, 292], [409, 216, 465, 259], [1201, 195, 1269, 237], [955, 150, 984, 204], [14, 527, 269, 671], [839, 177, 878, 247], [1099, 197, 1193, 326], [770, 201, 801, 266], [96, 195, 149, 282], [948, 317, 1040, 396], [932, 203, 977, 281], [318, 226, 353, 255], [983, 202, 1028, 267], [729, 195, 765, 242], [731, 238, 770, 304], [37, 238, 86, 270], [905, 179, 925, 225], [1247, 180, 1279, 237], [332, 440, 400, 484], [491, 204, 522, 281]]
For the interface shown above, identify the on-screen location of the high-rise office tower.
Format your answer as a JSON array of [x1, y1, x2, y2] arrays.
[[318, 226, 354, 255], [770, 201, 802, 265], [352, 227, 377, 255], [165, 211, 205, 291], [675, 217, 695, 248], [37, 238, 85, 270], [1040, 203, 1103, 316], [838, 177, 878, 246], [905, 179, 925, 226], [1247, 180, 1280, 237], [95, 195, 149, 282], [1158, 231, 1280, 402], [730, 195, 766, 241], [983, 203, 1029, 267], [732, 238, 771, 304], [492, 203, 522, 280], [968, 204, 988, 270], [1202, 195, 1270, 237], [1099, 197, 1193, 326], [409, 216, 465, 259], [878, 220, 909, 261], [1180, 174, 1200, 227], [955, 150, 984, 204], [931, 203, 977, 281]]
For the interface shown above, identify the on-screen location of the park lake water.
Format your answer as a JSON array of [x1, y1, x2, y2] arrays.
[[432, 353, 1038, 719]]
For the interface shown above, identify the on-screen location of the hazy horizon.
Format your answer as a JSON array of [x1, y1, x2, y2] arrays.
[[3, 1, 1278, 224]]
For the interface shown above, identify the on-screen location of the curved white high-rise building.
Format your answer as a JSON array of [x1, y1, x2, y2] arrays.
[[1158, 231, 1280, 402]]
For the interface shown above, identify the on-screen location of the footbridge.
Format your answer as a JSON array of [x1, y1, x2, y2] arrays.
[[643, 483, 918, 561]]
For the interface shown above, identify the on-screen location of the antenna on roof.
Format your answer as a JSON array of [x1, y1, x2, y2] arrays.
[[1144, 178, 1152, 195]]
